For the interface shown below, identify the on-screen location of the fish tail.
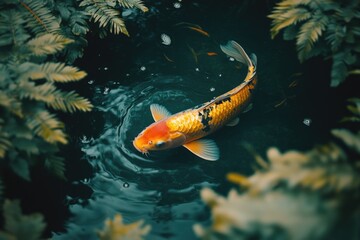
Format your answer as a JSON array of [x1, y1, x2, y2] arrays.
[[220, 41, 257, 70]]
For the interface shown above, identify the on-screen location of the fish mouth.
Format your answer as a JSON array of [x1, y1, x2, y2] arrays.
[[133, 139, 148, 154]]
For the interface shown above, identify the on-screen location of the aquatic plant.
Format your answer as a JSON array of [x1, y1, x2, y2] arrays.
[[97, 214, 151, 240], [268, 0, 360, 87], [79, 0, 148, 38], [194, 139, 360, 239], [341, 98, 360, 123], [0, 200, 46, 240], [0, 0, 95, 181]]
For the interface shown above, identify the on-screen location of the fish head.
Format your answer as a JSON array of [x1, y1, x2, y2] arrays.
[[133, 120, 186, 154]]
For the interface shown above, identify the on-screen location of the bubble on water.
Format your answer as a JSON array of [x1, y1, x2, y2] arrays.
[[173, 2, 181, 8], [140, 66, 146, 71], [303, 118, 312, 126], [161, 33, 171, 45], [103, 87, 110, 94], [210, 87, 215, 92], [195, 68, 200, 72], [126, 73, 130, 77], [88, 80, 94, 85], [218, 73, 222, 77], [80, 135, 90, 143], [104, 67, 108, 71], [229, 57, 235, 61], [123, 182, 130, 188]]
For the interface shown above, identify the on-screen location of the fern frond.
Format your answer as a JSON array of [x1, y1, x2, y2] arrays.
[[275, 0, 312, 8], [296, 14, 329, 62], [0, 10, 30, 47], [26, 110, 67, 144], [0, 91, 23, 117], [0, 130, 12, 159], [325, 22, 346, 51], [18, 80, 57, 103], [80, 0, 129, 36], [269, 7, 311, 39], [18, 75, 92, 113], [117, 0, 148, 12], [20, 0, 60, 34], [29, 63, 87, 82], [50, 90, 93, 113], [45, 155, 66, 179], [26, 33, 74, 56]]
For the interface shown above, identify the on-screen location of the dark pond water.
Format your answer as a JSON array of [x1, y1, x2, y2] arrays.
[[45, 1, 356, 239]]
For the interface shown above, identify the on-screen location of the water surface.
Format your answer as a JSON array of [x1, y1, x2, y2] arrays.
[[53, 1, 343, 239]]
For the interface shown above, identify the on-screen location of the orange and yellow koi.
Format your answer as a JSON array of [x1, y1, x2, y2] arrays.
[[133, 41, 257, 161], [187, 26, 210, 37], [207, 52, 218, 56]]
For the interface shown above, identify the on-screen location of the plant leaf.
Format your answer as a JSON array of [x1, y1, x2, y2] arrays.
[[330, 51, 348, 87], [80, 0, 129, 36], [2, 199, 46, 240], [29, 62, 87, 82], [45, 155, 66, 179], [296, 13, 329, 62], [26, 110, 67, 145], [117, 0, 148, 12], [26, 33, 74, 56], [9, 157, 31, 181], [20, 0, 61, 34], [269, 7, 311, 39], [0, 10, 30, 47]]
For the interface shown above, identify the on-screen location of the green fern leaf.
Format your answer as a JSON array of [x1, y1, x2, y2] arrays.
[[269, 7, 311, 38], [331, 51, 348, 87], [26, 110, 67, 144], [46, 90, 93, 113], [13, 137, 40, 155], [296, 13, 329, 62], [325, 22, 346, 51], [70, 11, 90, 36], [45, 155, 66, 179], [117, 0, 148, 12], [0, 10, 30, 47], [20, 0, 60, 34], [29, 62, 87, 82], [1, 200, 46, 239], [9, 156, 31, 181], [26, 33, 74, 56], [276, 0, 312, 8], [0, 91, 23, 117], [0, 130, 11, 158], [80, 0, 129, 36], [18, 80, 57, 103]]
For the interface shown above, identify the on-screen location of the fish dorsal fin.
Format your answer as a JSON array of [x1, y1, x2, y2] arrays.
[[150, 104, 172, 122], [183, 139, 219, 161]]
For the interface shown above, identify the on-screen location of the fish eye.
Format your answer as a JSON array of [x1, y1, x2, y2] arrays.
[[148, 140, 153, 145], [155, 141, 166, 148]]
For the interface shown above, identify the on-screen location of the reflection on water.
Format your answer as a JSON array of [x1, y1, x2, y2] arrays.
[[53, 1, 336, 239]]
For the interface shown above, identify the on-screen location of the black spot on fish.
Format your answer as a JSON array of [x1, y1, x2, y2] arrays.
[[199, 106, 213, 132], [215, 95, 231, 105]]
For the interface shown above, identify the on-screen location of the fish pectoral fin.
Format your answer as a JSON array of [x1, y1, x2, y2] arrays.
[[183, 139, 219, 161], [150, 104, 172, 122], [242, 103, 253, 113], [226, 117, 239, 127]]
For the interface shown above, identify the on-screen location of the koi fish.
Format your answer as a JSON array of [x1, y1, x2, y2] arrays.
[[207, 52, 218, 56], [133, 41, 257, 161], [187, 26, 210, 37]]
